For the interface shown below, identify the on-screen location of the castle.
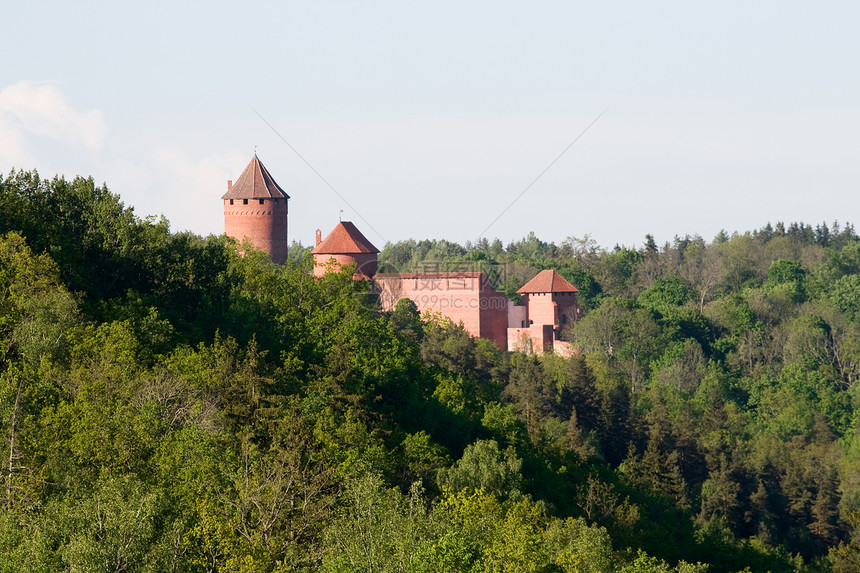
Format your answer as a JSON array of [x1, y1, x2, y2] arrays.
[[223, 155, 578, 355]]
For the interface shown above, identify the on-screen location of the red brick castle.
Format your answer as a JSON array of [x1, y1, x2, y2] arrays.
[[223, 156, 578, 354]]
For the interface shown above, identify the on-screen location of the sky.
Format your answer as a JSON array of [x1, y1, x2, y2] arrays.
[[2, 1, 859, 251]]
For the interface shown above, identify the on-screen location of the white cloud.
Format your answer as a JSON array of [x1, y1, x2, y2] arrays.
[[0, 81, 107, 150], [96, 143, 245, 236], [149, 146, 244, 234], [0, 112, 35, 168]]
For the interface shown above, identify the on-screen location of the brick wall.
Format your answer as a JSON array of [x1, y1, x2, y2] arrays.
[[313, 252, 378, 278], [524, 292, 578, 331], [479, 291, 510, 350], [224, 199, 288, 264], [507, 302, 528, 328], [507, 324, 554, 354], [376, 273, 508, 349], [551, 292, 579, 329]]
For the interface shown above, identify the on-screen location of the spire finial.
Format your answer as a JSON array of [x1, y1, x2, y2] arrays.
[[254, 145, 257, 157], [339, 209, 343, 222]]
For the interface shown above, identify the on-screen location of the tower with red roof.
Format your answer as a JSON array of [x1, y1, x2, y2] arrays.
[[312, 221, 379, 279], [517, 269, 580, 333], [517, 270, 579, 335], [508, 270, 580, 355], [222, 155, 290, 264]]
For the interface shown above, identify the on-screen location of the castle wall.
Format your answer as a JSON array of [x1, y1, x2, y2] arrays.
[[507, 301, 528, 328], [376, 274, 481, 333], [479, 291, 510, 350], [507, 324, 554, 355], [552, 292, 579, 329], [552, 340, 575, 358], [224, 198, 288, 264], [375, 273, 508, 349], [313, 252, 377, 279]]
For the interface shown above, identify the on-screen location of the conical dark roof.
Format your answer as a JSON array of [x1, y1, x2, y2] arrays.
[[222, 155, 289, 200], [517, 270, 578, 294], [312, 222, 379, 254]]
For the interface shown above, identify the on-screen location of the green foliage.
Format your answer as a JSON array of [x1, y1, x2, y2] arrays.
[[619, 550, 708, 573], [58, 474, 171, 571], [2, 169, 860, 571], [639, 275, 694, 313], [831, 274, 860, 323], [558, 264, 603, 310], [573, 297, 663, 393], [439, 439, 523, 500], [0, 232, 78, 370]]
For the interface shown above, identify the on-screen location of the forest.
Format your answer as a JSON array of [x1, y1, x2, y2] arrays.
[[1, 169, 860, 572]]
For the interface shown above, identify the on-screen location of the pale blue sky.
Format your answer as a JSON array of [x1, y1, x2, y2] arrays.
[[2, 1, 859, 250]]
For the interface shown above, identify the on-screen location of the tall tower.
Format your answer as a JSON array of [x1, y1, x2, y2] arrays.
[[222, 155, 290, 264]]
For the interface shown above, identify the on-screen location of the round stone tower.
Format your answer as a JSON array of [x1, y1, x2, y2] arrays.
[[222, 155, 290, 264], [312, 221, 379, 279]]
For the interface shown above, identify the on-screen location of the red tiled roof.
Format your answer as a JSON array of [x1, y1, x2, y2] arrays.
[[312, 222, 379, 254], [517, 270, 579, 294], [222, 155, 290, 200]]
